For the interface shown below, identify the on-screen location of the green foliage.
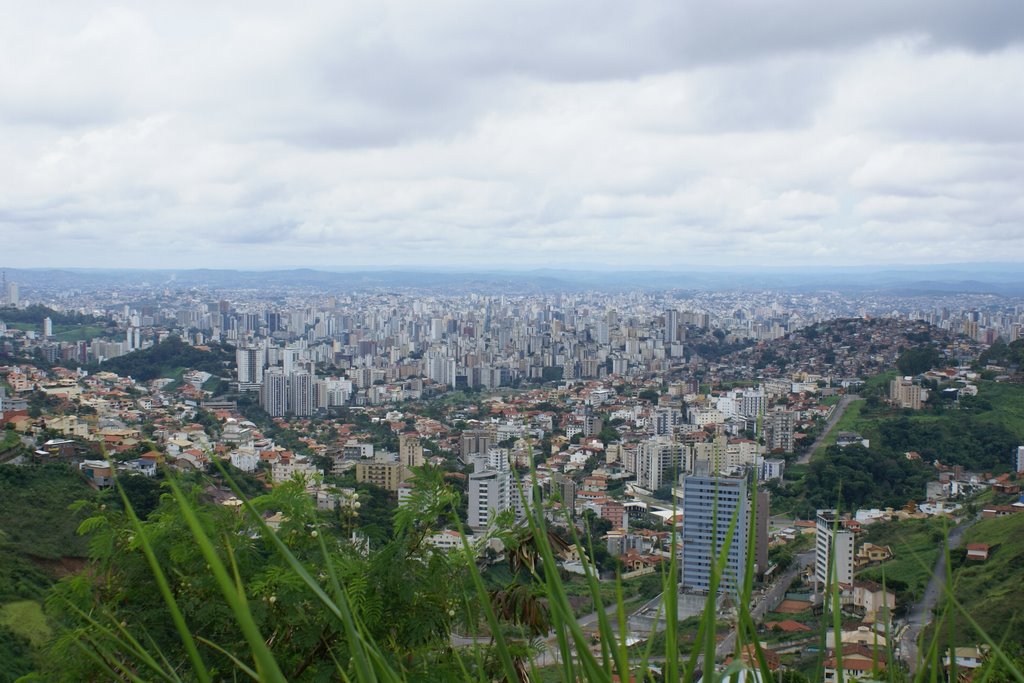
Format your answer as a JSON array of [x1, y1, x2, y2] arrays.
[[877, 414, 1018, 472], [858, 518, 947, 606], [0, 305, 105, 327], [939, 513, 1024, 648], [977, 338, 1024, 369], [0, 623, 35, 682], [0, 599, 52, 647], [91, 337, 232, 382], [0, 464, 93, 561], [37, 467, 474, 681], [896, 346, 941, 377], [779, 444, 931, 516], [104, 473, 165, 519], [638, 388, 660, 402]]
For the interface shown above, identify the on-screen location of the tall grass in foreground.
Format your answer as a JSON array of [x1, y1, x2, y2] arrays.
[[42, 463, 1024, 683]]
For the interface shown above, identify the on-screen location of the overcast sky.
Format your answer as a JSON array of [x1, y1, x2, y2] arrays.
[[2, 1, 1023, 270]]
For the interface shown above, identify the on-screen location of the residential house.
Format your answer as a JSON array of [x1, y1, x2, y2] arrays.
[[855, 542, 893, 568], [965, 544, 990, 562], [823, 644, 887, 682], [79, 460, 114, 488]]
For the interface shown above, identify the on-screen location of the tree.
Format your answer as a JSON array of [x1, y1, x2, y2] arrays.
[[41, 470, 472, 681], [896, 346, 940, 376], [639, 389, 660, 402]]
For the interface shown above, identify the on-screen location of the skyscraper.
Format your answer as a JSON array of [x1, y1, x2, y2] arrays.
[[260, 368, 288, 417], [288, 371, 316, 417], [467, 452, 532, 531], [815, 509, 854, 591], [681, 467, 749, 595], [236, 346, 264, 386], [4, 280, 18, 307], [399, 432, 424, 469], [665, 308, 679, 344]]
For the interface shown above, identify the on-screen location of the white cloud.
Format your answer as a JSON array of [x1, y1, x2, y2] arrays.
[[0, 1, 1022, 268]]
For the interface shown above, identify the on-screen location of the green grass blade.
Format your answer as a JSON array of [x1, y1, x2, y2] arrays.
[[195, 635, 261, 680], [164, 476, 287, 682], [116, 478, 212, 683]]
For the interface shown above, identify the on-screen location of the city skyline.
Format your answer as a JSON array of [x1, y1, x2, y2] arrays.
[[2, 2, 1023, 268]]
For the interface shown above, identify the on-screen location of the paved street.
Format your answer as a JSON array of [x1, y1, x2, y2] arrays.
[[716, 550, 815, 657], [798, 394, 861, 464], [899, 519, 976, 674]]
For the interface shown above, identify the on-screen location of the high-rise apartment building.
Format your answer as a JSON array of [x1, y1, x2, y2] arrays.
[[889, 377, 925, 410], [288, 371, 316, 417], [236, 346, 264, 386], [753, 490, 770, 575], [4, 281, 18, 306], [260, 368, 288, 417], [634, 439, 687, 491], [467, 452, 532, 531], [681, 468, 749, 595], [355, 455, 406, 492], [765, 409, 795, 452], [815, 509, 855, 590], [399, 433, 424, 469], [460, 427, 495, 464], [665, 309, 679, 344]]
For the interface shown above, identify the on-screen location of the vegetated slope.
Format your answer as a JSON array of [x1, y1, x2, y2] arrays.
[[0, 465, 96, 681], [856, 517, 946, 607], [0, 465, 94, 588], [92, 336, 234, 381], [771, 381, 1024, 517], [0, 304, 106, 327], [942, 512, 1024, 647]]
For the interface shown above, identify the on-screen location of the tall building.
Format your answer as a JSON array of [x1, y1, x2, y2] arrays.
[[634, 439, 687, 491], [4, 280, 18, 306], [288, 371, 316, 417], [665, 309, 679, 344], [753, 490, 770, 575], [765, 409, 795, 452], [468, 459, 511, 531], [467, 453, 532, 531], [553, 472, 577, 517], [889, 377, 925, 410], [681, 468, 749, 595], [42, 317, 53, 337], [739, 388, 766, 419], [355, 456, 406, 492], [1016, 445, 1024, 473], [652, 407, 677, 437], [260, 368, 288, 417], [236, 346, 264, 386], [460, 427, 495, 464], [815, 510, 855, 591], [399, 432, 424, 469], [281, 347, 300, 376]]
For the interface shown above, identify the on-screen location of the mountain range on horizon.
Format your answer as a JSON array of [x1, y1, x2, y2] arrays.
[[3, 263, 1024, 296]]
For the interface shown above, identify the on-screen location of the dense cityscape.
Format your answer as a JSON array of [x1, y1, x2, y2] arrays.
[[2, 270, 1023, 680], [4, 1, 1024, 681]]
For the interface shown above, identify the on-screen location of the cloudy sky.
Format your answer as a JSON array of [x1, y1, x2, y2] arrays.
[[2, 1, 1023, 270]]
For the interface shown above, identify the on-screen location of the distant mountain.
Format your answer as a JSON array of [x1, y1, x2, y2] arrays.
[[3, 263, 1024, 295]]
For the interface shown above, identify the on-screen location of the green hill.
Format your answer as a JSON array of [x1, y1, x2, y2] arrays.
[[92, 336, 234, 381], [942, 512, 1024, 647]]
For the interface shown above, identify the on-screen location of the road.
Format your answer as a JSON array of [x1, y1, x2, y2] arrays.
[[899, 518, 976, 674], [715, 550, 815, 657], [798, 394, 860, 464]]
